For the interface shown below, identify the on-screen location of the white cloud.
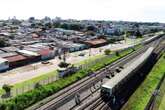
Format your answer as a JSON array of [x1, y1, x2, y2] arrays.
[[0, 0, 165, 22]]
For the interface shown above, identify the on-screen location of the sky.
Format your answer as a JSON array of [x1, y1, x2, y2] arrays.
[[0, 0, 165, 23]]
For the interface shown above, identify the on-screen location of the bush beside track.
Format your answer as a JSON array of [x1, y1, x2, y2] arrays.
[[0, 47, 138, 110], [122, 53, 165, 110]]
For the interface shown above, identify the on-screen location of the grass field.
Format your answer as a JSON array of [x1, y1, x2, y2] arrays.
[[0, 70, 58, 96], [122, 53, 165, 110], [159, 93, 165, 110], [75, 54, 106, 66], [125, 38, 143, 45], [14, 70, 57, 88]]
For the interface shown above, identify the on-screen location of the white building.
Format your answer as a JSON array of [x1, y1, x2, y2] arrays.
[[0, 57, 9, 71]]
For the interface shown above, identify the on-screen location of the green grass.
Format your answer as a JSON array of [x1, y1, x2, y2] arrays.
[[0, 43, 140, 96], [0, 45, 136, 97], [122, 53, 165, 110], [75, 45, 140, 67], [0, 46, 137, 110], [157, 79, 165, 110], [0, 70, 58, 96], [125, 38, 143, 45], [75, 54, 106, 66], [150, 68, 165, 110], [159, 93, 165, 110], [76, 43, 142, 66], [14, 70, 57, 88]]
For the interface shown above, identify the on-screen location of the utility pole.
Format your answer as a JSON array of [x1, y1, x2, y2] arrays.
[[89, 48, 91, 56], [63, 50, 66, 62], [124, 31, 127, 44]]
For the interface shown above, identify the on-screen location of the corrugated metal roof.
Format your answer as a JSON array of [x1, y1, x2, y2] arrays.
[[24, 47, 40, 52], [29, 43, 48, 49], [0, 57, 8, 63], [0, 52, 18, 58], [0, 47, 18, 52], [17, 50, 39, 56], [5, 55, 27, 62]]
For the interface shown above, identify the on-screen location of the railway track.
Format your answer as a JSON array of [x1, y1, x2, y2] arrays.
[[28, 38, 163, 110], [144, 38, 165, 110], [73, 38, 164, 110]]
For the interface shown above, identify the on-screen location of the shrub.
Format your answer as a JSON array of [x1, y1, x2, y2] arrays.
[[2, 84, 12, 93], [115, 51, 120, 56], [131, 47, 136, 51], [34, 83, 42, 89], [58, 62, 70, 68], [104, 49, 111, 55]]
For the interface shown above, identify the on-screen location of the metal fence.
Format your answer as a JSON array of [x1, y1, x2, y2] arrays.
[[79, 54, 114, 70], [0, 75, 59, 102], [78, 45, 136, 70], [0, 44, 137, 101]]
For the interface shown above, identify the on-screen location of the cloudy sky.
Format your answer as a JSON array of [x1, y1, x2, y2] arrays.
[[0, 0, 165, 22]]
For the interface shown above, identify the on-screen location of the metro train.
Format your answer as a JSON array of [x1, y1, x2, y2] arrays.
[[142, 34, 164, 45], [101, 47, 154, 100]]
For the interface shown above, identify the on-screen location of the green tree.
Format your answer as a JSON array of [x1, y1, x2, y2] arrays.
[[28, 17, 35, 22], [135, 30, 142, 38], [2, 84, 13, 97], [0, 38, 7, 47], [44, 22, 52, 29], [60, 23, 69, 30], [86, 25, 97, 31], [104, 49, 111, 55], [115, 51, 120, 56], [58, 62, 70, 68], [53, 22, 61, 28], [70, 23, 82, 31], [30, 23, 36, 28]]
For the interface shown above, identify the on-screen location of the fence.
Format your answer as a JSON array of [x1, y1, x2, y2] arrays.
[[0, 74, 59, 102], [78, 45, 137, 70], [0, 44, 138, 101], [79, 54, 114, 70]]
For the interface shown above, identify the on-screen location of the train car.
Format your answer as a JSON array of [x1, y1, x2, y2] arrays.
[[101, 47, 154, 99], [142, 33, 164, 45]]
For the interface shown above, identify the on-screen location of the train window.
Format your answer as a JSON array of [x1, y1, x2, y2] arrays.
[[101, 87, 109, 94], [4, 61, 9, 65], [115, 67, 121, 73], [111, 72, 115, 77], [106, 75, 111, 79], [119, 66, 124, 69]]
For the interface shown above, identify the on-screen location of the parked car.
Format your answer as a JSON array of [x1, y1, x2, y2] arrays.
[[79, 53, 85, 56], [42, 61, 50, 64]]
